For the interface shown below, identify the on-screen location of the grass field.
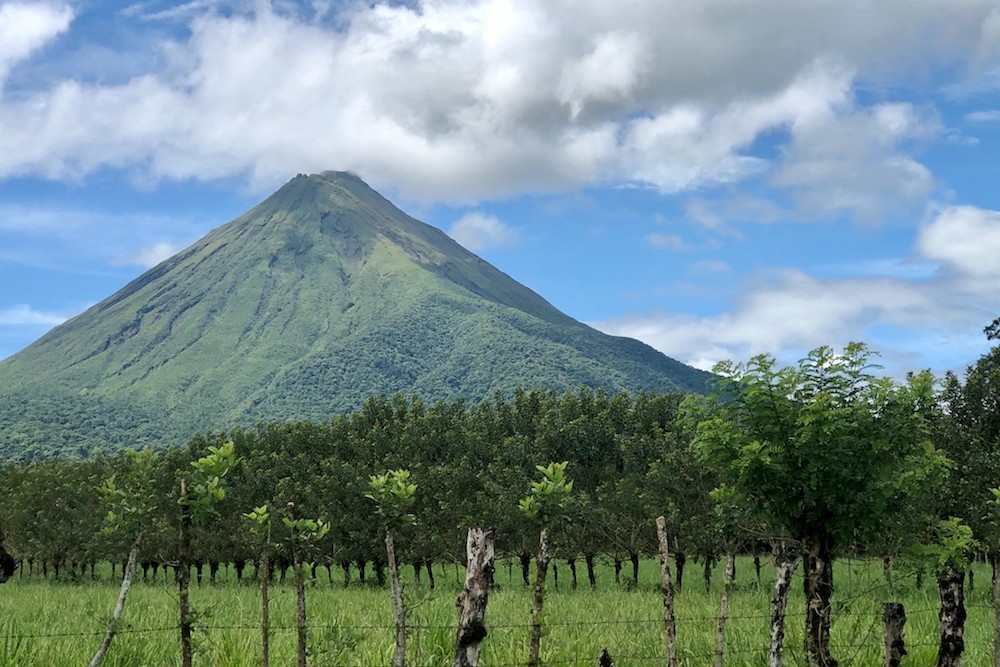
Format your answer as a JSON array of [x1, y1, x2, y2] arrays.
[[0, 556, 995, 666]]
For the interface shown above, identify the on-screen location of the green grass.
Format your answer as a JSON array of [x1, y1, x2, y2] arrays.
[[0, 556, 996, 666]]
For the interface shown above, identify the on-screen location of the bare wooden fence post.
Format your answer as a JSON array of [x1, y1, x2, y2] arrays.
[[453, 527, 495, 667], [655, 516, 679, 667], [714, 552, 736, 667], [883, 602, 906, 667], [769, 542, 798, 667]]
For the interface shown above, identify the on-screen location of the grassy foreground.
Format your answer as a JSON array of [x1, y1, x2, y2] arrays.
[[0, 557, 995, 666]]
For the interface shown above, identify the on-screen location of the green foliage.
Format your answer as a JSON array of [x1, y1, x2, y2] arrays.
[[518, 461, 574, 524], [366, 469, 417, 527], [181, 442, 239, 521], [282, 514, 330, 545], [907, 518, 978, 576], [0, 173, 709, 460], [684, 343, 946, 547], [98, 448, 159, 535]]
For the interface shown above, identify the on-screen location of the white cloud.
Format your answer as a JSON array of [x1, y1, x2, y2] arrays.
[[595, 206, 1000, 375], [113, 241, 184, 267], [917, 205, 1000, 278], [0, 1, 73, 88], [448, 212, 518, 252], [0, 0, 996, 210], [0, 303, 65, 326], [963, 109, 1000, 123]]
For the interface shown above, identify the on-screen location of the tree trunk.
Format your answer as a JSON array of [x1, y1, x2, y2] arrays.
[[210, 560, 219, 586], [568, 558, 578, 589], [937, 565, 966, 667], [88, 531, 143, 667], [386, 529, 407, 667], [585, 553, 597, 589], [704, 554, 715, 593], [883, 602, 907, 667], [453, 527, 495, 667], [655, 516, 679, 667], [614, 558, 622, 585], [528, 526, 551, 667], [714, 553, 735, 667], [754, 554, 762, 589], [769, 545, 798, 667], [413, 560, 422, 587], [357, 559, 366, 585], [804, 532, 837, 667], [179, 479, 193, 667], [260, 530, 271, 667], [630, 551, 639, 586], [341, 560, 351, 587], [520, 553, 531, 586], [675, 551, 686, 593], [426, 559, 436, 590]]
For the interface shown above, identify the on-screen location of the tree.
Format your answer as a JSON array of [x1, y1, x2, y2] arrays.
[[177, 442, 239, 667], [367, 469, 417, 667], [686, 343, 946, 667], [284, 502, 330, 667], [88, 448, 160, 667], [519, 461, 574, 667]]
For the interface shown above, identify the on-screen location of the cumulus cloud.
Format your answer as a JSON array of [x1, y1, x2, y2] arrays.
[[595, 204, 1000, 375], [0, 303, 66, 326], [917, 205, 1000, 278], [0, 1, 73, 88], [448, 212, 519, 252], [0, 0, 997, 210]]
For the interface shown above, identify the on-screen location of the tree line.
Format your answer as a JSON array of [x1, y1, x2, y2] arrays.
[[1, 338, 999, 667]]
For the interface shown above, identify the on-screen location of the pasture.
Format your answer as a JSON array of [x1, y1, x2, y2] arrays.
[[0, 556, 994, 666]]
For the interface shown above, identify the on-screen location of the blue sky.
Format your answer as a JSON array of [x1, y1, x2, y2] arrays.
[[2, 0, 1000, 378]]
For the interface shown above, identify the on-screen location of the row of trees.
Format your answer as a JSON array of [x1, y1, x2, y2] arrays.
[[1, 337, 1000, 666]]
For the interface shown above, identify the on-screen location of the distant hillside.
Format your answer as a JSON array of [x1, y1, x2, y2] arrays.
[[0, 171, 710, 459]]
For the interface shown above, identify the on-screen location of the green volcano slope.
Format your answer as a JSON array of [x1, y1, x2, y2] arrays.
[[0, 172, 710, 459]]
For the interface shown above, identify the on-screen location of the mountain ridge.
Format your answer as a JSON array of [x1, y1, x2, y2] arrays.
[[0, 171, 710, 459]]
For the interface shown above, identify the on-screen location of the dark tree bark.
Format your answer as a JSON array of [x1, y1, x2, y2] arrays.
[[426, 559, 436, 590], [585, 553, 597, 589], [803, 532, 837, 667], [520, 553, 531, 586], [675, 551, 686, 593], [178, 479, 194, 667], [0, 529, 18, 584], [567, 558, 578, 589], [614, 558, 622, 585], [630, 551, 639, 585], [883, 602, 907, 667], [937, 565, 966, 667]]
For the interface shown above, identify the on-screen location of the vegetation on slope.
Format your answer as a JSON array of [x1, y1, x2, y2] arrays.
[[0, 172, 709, 459]]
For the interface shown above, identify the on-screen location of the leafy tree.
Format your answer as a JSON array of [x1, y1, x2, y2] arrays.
[[284, 503, 330, 667], [367, 469, 417, 667], [177, 442, 239, 667], [686, 343, 946, 667], [88, 448, 160, 667], [519, 461, 574, 667]]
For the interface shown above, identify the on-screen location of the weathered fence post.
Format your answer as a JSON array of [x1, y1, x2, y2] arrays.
[[937, 565, 966, 667], [453, 527, 495, 667], [883, 602, 906, 667], [655, 516, 679, 667], [769, 542, 798, 667], [715, 552, 736, 667]]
